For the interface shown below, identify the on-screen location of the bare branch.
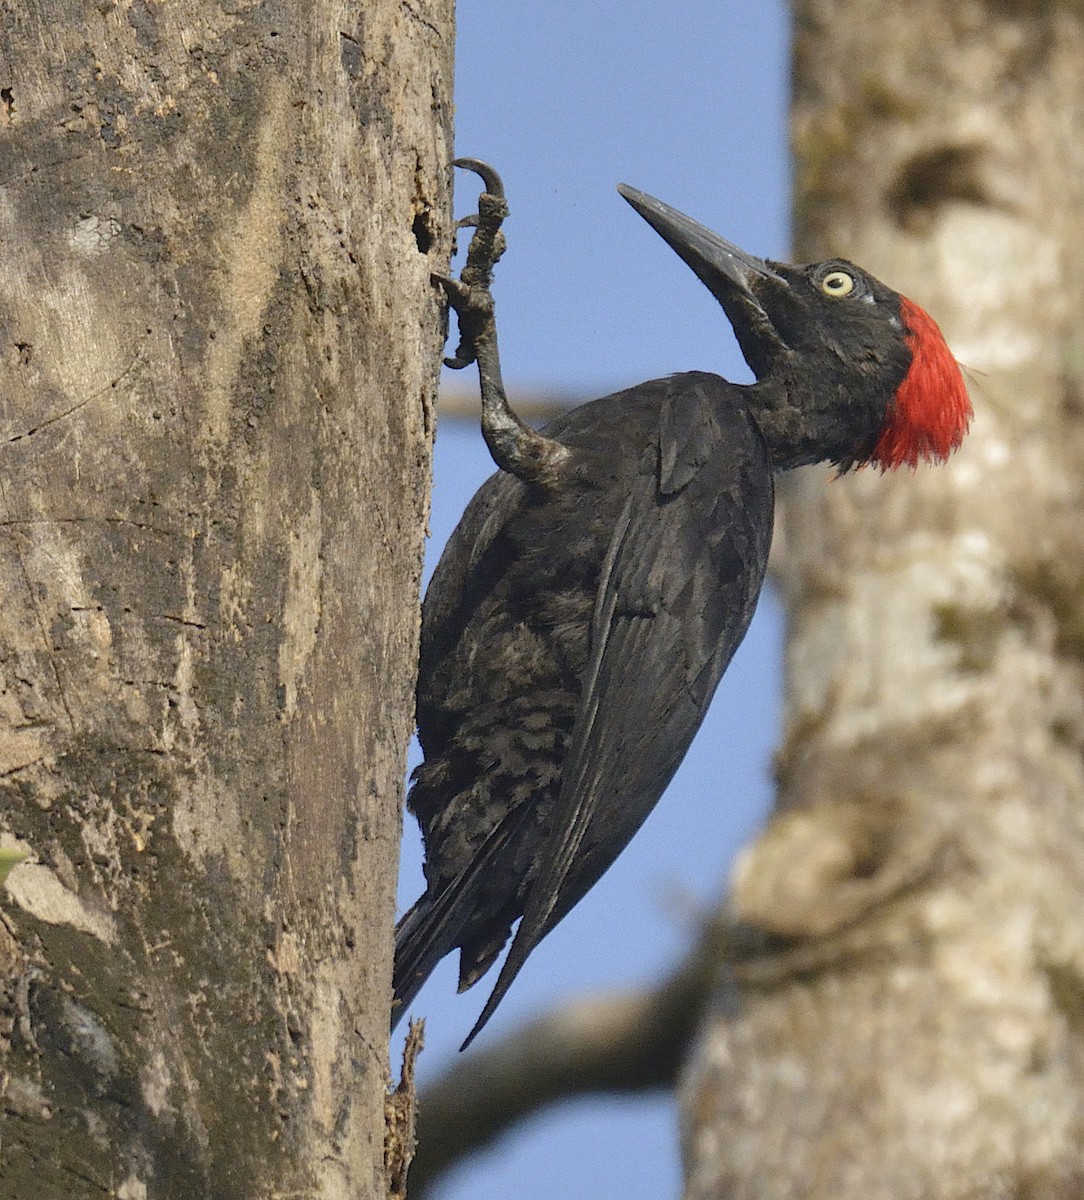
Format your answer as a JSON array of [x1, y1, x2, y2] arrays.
[[408, 917, 727, 1196], [436, 385, 580, 425]]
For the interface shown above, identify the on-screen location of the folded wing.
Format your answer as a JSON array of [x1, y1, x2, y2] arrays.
[[461, 377, 775, 1046]]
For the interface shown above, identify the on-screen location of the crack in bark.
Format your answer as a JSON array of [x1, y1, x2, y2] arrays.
[[0, 516, 183, 539], [155, 614, 208, 630], [0, 500, 76, 732], [0, 756, 45, 779], [0, 153, 90, 190], [2, 350, 142, 447], [401, 2, 442, 38]]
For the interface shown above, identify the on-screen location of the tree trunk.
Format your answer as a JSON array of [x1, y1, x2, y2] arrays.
[[0, 3, 452, 1196], [682, 3, 1084, 1197]]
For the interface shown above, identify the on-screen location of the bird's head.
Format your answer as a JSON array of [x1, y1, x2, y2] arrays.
[[618, 185, 972, 472]]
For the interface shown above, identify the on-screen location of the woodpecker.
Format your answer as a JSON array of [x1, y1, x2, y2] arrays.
[[394, 161, 971, 1048]]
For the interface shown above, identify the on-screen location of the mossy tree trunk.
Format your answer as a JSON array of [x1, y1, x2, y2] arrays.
[[682, 3, 1084, 1196], [0, 3, 452, 1196]]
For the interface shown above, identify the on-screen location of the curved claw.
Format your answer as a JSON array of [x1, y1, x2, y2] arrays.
[[453, 157, 505, 198], [432, 272, 484, 371]]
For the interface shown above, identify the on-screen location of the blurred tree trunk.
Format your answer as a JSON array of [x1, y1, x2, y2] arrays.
[[682, 2, 1084, 1196], [0, 3, 452, 1197]]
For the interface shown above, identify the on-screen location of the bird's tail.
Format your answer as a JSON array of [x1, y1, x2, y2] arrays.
[[391, 815, 527, 1032], [391, 890, 471, 1031]]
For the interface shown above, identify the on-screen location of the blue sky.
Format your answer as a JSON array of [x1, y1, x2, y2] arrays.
[[395, 4, 790, 1197]]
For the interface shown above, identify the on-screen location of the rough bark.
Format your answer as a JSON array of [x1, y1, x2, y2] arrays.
[[0, 3, 452, 1197], [683, 3, 1084, 1197]]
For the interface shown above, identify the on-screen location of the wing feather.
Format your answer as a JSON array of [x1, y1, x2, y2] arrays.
[[461, 379, 773, 1047]]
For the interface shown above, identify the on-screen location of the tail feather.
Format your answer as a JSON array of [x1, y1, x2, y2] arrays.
[[391, 890, 471, 1031], [392, 812, 531, 1033]]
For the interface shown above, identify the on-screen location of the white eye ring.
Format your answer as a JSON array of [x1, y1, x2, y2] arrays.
[[820, 270, 855, 297]]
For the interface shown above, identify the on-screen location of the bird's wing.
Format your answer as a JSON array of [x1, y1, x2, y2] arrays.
[[461, 379, 774, 1046], [417, 468, 525, 679]]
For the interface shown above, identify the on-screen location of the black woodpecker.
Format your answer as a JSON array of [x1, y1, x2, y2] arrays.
[[394, 161, 971, 1048]]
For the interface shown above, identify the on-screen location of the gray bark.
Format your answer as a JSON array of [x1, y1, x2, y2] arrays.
[[683, 3, 1084, 1196], [0, 3, 452, 1196]]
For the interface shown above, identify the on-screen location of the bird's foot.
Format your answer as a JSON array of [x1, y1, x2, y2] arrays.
[[434, 159, 571, 489], [435, 159, 510, 370]]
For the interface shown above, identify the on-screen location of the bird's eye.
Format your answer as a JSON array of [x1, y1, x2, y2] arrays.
[[820, 270, 855, 297]]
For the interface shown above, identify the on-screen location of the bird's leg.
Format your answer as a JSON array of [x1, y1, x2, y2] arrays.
[[436, 159, 571, 489], [439, 158, 507, 372]]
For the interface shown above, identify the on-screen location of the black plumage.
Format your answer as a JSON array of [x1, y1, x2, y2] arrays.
[[393, 166, 970, 1046]]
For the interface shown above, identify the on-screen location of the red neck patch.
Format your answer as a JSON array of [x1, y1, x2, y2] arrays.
[[870, 296, 972, 470]]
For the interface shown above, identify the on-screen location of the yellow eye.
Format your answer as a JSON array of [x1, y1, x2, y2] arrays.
[[820, 269, 855, 297]]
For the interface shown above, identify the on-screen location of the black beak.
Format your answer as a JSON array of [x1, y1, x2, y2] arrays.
[[617, 184, 791, 377]]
